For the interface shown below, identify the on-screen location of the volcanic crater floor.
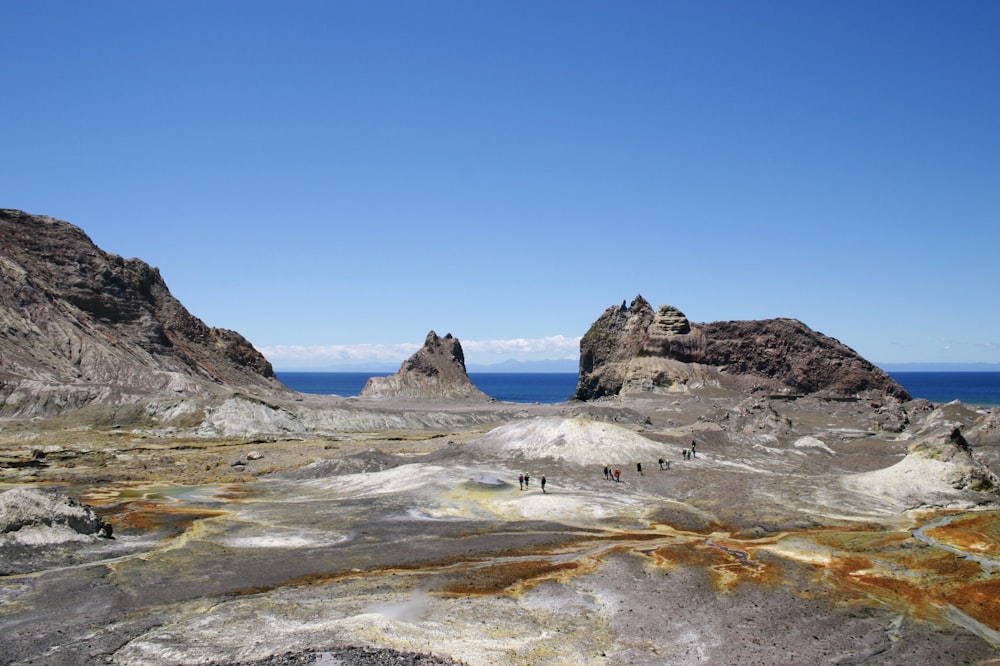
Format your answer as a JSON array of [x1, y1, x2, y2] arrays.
[[2, 394, 999, 665]]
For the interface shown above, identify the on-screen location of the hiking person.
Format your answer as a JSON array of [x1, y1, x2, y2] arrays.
[[541, 476, 547, 493], [519, 473, 524, 490], [637, 462, 643, 476], [614, 468, 621, 482]]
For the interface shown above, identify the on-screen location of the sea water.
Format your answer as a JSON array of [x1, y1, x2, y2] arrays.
[[276, 372, 579, 404], [276, 371, 1000, 407], [889, 372, 1000, 408]]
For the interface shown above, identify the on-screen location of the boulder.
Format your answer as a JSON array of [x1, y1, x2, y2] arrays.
[[0, 488, 112, 542]]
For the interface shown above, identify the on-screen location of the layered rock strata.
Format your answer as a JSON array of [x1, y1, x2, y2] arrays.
[[360, 331, 490, 401], [576, 295, 911, 401], [0, 209, 285, 417]]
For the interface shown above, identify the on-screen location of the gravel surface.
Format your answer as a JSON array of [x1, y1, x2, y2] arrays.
[[215, 646, 467, 665]]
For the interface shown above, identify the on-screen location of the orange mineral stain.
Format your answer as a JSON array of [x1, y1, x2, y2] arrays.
[[925, 520, 999, 556], [440, 559, 580, 596], [943, 579, 1000, 631], [97, 500, 228, 532]]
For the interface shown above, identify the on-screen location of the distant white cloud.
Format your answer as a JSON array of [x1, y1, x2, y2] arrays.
[[261, 343, 421, 369], [460, 335, 581, 357], [262, 335, 581, 371]]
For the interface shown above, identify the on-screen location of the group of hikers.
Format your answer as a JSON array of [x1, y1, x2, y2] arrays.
[[681, 440, 698, 460], [604, 441, 700, 482], [518, 472, 546, 493], [517, 441, 701, 492]]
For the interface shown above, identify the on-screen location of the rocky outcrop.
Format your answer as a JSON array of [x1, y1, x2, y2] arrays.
[[842, 423, 1000, 510], [912, 427, 999, 492], [360, 331, 490, 401], [576, 296, 658, 401], [0, 488, 113, 541], [0, 209, 286, 417], [968, 408, 1000, 446], [575, 295, 911, 401]]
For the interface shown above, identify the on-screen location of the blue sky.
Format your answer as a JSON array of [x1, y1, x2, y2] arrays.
[[3, 2, 998, 370]]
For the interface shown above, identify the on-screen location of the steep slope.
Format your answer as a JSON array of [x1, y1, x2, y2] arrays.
[[576, 295, 910, 401], [0, 209, 286, 417]]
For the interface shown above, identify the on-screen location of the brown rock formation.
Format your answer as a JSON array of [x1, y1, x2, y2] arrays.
[[575, 295, 911, 401], [576, 295, 657, 401], [360, 331, 490, 401], [0, 209, 286, 417]]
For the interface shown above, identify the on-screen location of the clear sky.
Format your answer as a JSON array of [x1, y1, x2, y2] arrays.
[[3, 2, 998, 370]]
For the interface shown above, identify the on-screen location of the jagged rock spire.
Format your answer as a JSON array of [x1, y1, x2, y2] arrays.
[[360, 331, 490, 400]]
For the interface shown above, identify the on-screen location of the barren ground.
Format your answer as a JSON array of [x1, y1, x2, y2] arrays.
[[1, 392, 999, 665]]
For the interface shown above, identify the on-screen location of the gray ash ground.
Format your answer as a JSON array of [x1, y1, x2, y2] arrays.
[[218, 646, 467, 665], [2, 393, 998, 665]]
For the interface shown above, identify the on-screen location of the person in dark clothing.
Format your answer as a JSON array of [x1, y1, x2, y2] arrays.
[[637, 462, 643, 476], [541, 476, 547, 493]]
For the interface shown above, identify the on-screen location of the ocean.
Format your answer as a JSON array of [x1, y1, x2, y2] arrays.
[[276, 371, 1000, 407], [888, 372, 1000, 407], [277, 372, 578, 404]]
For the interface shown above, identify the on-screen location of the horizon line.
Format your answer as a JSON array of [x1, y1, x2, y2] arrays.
[[270, 360, 1000, 374]]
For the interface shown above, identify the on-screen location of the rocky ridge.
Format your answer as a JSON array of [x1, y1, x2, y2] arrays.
[[576, 295, 911, 401], [0, 209, 287, 417]]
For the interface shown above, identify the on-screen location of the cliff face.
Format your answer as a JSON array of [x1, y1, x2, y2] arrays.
[[576, 295, 911, 401], [360, 331, 490, 401], [576, 296, 658, 401], [0, 209, 284, 417]]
